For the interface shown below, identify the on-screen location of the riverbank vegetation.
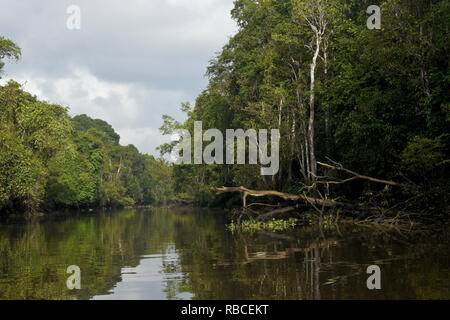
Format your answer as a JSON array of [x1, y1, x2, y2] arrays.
[[0, 41, 173, 214], [0, 0, 449, 222], [158, 0, 449, 224]]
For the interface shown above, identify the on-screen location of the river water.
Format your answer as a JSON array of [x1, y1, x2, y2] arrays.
[[0, 208, 448, 300]]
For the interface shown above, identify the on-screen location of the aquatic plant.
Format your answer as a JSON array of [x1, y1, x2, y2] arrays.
[[227, 218, 299, 233]]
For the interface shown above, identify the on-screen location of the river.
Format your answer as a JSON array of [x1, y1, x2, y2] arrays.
[[0, 208, 448, 300]]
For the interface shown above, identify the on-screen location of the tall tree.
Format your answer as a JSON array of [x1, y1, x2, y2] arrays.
[[0, 37, 20, 78]]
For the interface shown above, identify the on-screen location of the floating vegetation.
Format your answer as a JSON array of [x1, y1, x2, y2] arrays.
[[321, 214, 337, 230], [227, 218, 299, 233]]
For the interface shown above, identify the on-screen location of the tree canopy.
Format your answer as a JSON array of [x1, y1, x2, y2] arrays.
[[0, 79, 173, 214], [0, 36, 21, 78], [159, 0, 449, 210]]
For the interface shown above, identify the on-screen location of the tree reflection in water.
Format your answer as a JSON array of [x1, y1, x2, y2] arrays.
[[0, 208, 448, 300]]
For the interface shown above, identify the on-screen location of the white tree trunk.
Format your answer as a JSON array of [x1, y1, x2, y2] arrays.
[[308, 33, 320, 181]]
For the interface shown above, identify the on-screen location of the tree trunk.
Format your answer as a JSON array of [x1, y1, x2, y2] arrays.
[[323, 40, 330, 155], [288, 113, 296, 185], [273, 97, 284, 188], [308, 33, 320, 181]]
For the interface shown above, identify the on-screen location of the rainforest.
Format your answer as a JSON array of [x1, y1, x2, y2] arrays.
[[0, 0, 448, 301]]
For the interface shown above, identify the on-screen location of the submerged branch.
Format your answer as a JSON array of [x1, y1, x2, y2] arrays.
[[255, 206, 299, 221]]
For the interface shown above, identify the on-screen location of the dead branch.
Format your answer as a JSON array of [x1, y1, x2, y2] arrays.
[[212, 186, 340, 208], [317, 162, 400, 186], [212, 161, 413, 226], [247, 203, 282, 208]]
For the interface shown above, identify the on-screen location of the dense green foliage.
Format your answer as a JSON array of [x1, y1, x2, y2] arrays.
[[160, 0, 449, 210], [0, 36, 20, 78], [1, 0, 449, 214], [0, 79, 173, 214]]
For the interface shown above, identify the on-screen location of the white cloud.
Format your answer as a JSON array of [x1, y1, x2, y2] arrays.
[[119, 127, 171, 157], [1, 67, 186, 155], [0, 0, 237, 156]]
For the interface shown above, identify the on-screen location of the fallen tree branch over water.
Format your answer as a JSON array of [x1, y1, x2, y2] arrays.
[[213, 186, 339, 208], [212, 162, 411, 225]]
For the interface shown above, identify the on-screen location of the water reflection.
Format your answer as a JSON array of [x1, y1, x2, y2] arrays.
[[0, 208, 448, 300]]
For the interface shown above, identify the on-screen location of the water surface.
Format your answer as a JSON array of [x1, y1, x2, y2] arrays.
[[0, 208, 448, 300]]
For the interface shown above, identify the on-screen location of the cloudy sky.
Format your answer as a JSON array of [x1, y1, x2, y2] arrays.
[[0, 0, 237, 156]]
